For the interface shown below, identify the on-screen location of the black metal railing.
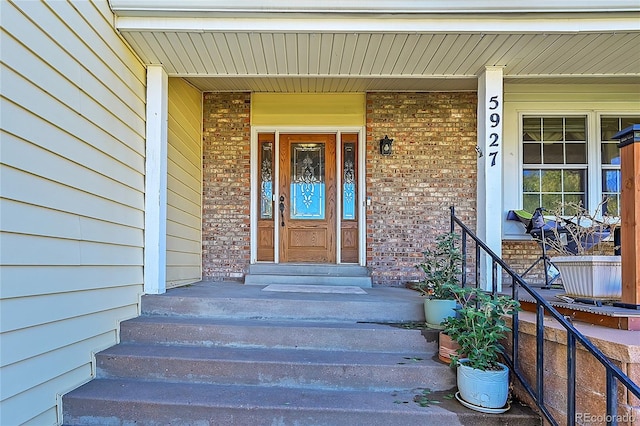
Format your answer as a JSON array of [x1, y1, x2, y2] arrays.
[[450, 206, 640, 426]]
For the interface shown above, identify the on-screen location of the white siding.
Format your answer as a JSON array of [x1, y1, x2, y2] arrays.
[[166, 78, 203, 288], [0, 1, 146, 425]]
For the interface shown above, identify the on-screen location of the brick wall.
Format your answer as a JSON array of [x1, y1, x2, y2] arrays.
[[202, 92, 251, 281], [366, 92, 478, 286], [502, 240, 548, 286], [201, 92, 478, 284]]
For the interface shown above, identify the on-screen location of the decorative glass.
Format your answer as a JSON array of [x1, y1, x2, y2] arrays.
[[290, 143, 325, 219], [260, 142, 273, 219], [342, 143, 356, 220]]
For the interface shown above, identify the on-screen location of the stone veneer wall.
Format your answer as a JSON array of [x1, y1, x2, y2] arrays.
[[202, 92, 251, 281], [365, 92, 478, 286], [505, 313, 639, 426]]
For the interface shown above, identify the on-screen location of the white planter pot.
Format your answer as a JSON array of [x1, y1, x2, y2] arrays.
[[457, 359, 509, 409], [552, 256, 622, 299], [423, 299, 457, 329]]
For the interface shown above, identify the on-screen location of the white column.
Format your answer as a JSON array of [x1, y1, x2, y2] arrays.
[[476, 66, 504, 291], [144, 65, 168, 294]]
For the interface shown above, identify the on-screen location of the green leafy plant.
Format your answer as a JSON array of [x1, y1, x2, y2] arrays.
[[414, 232, 462, 299], [442, 286, 520, 371]]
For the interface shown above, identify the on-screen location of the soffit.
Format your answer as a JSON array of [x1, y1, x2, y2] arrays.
[[111, 5, 640, 92]]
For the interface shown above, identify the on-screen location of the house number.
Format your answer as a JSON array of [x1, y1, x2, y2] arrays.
[[488, 95, 500, 167]]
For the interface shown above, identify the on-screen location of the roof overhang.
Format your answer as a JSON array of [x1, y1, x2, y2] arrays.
[[109, 1, 640, 92]]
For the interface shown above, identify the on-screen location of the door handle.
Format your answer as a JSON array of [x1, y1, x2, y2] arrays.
[[279, 195, 285, 227]]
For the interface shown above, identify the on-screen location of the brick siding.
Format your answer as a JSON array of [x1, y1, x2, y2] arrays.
[[201, 92, 478, 284], [366, 92, 478, 286], [202, 92, 251, 281]]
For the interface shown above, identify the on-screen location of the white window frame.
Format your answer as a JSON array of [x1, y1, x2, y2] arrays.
[[520, 113, 590, 214]]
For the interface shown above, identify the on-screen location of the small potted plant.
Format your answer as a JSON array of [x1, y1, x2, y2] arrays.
[[414, 232, 462, 329], [540, 200, 621, 299], [442, 285, 520, 411]]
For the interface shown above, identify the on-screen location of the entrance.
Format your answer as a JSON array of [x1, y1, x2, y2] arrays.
[[255, 132, 360, 264], [279, 134, 336, 262]]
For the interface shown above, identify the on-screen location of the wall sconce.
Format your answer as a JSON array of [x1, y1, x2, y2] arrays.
[[379, 135, 393, 155]]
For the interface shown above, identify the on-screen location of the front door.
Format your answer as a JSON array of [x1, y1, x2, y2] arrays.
[[279, 134, 336, 262]]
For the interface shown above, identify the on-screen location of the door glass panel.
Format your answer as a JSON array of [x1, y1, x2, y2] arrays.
[[290, 143, 325, 219], [342, 143, 356, 220], [260, 141, 273, 219]]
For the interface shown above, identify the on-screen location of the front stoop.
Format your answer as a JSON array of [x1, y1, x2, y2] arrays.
[[63, 282, 541, 426]]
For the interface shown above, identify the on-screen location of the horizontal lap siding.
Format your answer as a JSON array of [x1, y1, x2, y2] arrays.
[[0, 1, 145, 425], [166, 78, 203, 288]]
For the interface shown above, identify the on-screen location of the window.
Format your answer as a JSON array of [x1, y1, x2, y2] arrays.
[[600, 116, 640, 216], [520, 114, 639, 216], [522, 116, 587, 214]]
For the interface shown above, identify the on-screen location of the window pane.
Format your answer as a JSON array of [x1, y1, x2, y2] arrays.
[[543, 117, 563, 141], [602, 170, 620, 193], [565, 117, 586, 141], [564, 194, 584, 206], [621, 117, 640, 130], [523, 169, 540, 192], [523, 194, 540, 213], [259, 141, 273, 219], [523, 143, 541, 164], [601, 143, 620, 165], [541, 193, 562, 209], [602, 196, 619, 217], [563, 170, 585, 193], [523, 117, 541, 141], [565, 143, 586, 164], [342, 143, 356, 220], [541, 170, 562, 192], [543, 143, 564, 164], [290, 143, 325, 220], [601, 117, 620, 141]]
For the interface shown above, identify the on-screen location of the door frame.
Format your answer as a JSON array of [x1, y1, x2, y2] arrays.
[[250, 126, 366, 265]]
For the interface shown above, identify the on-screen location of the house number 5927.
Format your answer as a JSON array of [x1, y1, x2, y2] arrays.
[[488, 95, 500, 167]]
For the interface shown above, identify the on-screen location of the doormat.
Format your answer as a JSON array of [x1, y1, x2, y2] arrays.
[[262, 284, 367, 294]]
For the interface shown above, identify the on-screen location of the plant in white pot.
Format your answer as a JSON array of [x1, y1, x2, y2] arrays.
[[414, 232, 462, 330], [540, 200, 621, 299], [442, 286, 520, 411]]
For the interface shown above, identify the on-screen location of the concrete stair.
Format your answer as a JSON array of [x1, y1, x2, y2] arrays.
[[244, 263, 373, 287], [63, 282, 541, 426]]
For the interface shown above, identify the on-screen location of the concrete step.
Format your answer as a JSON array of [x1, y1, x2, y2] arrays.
[[63, 379, 542, 426], [96, 343, 454, 391], [244, 274, 373, 287], [248, 263, 370, 276], [120, 316, 438, 353], [141, 282, 424, 323], [245, 264, 372, 287]]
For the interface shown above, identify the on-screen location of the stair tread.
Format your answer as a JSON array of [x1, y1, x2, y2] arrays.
[[98, 342, 442, 366], [65, 378, 540, 424]]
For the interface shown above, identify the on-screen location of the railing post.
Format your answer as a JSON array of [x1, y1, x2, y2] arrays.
[[536, 303, 545, 409], [461, 230, 467, 288], [606, 371, 618, 426], [450, 205, 455, 234], [567, 333, 576, 426]]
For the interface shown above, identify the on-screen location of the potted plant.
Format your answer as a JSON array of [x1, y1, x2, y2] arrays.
[[541, 200, 621, 299], [414, 232, 462, 329], [442, 285, 520, 411]]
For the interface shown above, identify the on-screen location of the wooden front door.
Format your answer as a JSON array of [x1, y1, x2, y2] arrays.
[[279, 134, 336, 263]]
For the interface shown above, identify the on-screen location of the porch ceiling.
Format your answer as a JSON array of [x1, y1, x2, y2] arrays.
[[111, 3, 640, 92]]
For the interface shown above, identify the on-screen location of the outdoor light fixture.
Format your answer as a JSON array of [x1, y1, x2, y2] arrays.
[[379, 135, 393, 155]]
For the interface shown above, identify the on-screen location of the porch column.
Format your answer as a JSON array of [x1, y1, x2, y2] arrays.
[[614, 125, 640, 329], [144, 65, 168, 294], [476, 66, 504, 291]]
